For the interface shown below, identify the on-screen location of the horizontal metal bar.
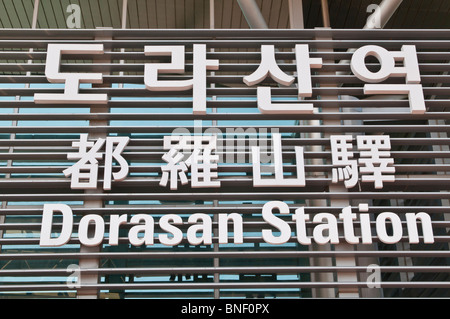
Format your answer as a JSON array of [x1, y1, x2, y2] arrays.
[[1, 205, 449, 216], [2, 220, 449, 231], [1, 100, 449, 109], [0, 150, 449, 161], [0, 125, 449, 134], [1, 236, 449, 246], [0, 145, 447, 153], [1, 62, 450, 74], [0, 250, 448, 261], [1, 87, 449, 99], [2, 75, 450, 85], [0, 150, 450, 161], [1, 28, 450, 41], [0, 281, 449, 292], [0, 138, 448, 149], [0, 177, 449, 190], [0, 192, 450, 201], [1, 39, 450, 51], [0, 265, 448, 276], [3, 112, 450, 121], [0, 183, 447, 196], [0, 50, 449, 61], [0, 137, 448, 147], [0, 164, 449, 175]]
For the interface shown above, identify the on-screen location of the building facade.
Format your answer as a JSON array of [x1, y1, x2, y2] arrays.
[[0, 0, 449, 299]]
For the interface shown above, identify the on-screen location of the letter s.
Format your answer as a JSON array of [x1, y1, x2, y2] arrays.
[[262, 201, 291, 245]]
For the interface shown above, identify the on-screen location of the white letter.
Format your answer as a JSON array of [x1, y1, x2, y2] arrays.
[[312, 213, 339, 245], [103, 137, 130, 190], [243, 45, 294, 87], [376, 212, 402, 244], [359, 204, 373, 244], [187, 213, 212, 245], [144, 46, 192, 91], [109, 214, 128, 246], [129, 214, 155, 246], [252, 133, 305, 187], [218, 213, 243, 244], [292, 207, 311, 245], [339, 206, 359, 244], [159, 214, 183, 246], [34, 44, 107, 104], [40, 204, 73, 247], [359, 213, 373, 244], [144, 45, 218, 115], [351, 45, 394, 83], [405, 212, 434, 244], [262, 201, 291, 245], [78, 214, 105, 247]]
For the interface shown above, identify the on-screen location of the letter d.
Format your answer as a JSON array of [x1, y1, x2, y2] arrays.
[[40, 204, 73, 247]]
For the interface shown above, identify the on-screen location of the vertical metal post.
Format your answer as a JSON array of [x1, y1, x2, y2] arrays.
[[288, 0, 304, 29], [210, 0, 221, 300], [76, 28, 113, 299], [0, 0, 40, 247], [210, 0, 215, 30], [306, 31, 337, 296], [237, 0, 268, 29], [428, 72, 450, 249], [315, 29, 359, 296], [314, 30, 360, 298], [288, 0, 335, 297], [320, 0, 330, 28], [31, 0, 40, 29], [288, 0, 337, 298], [121, 0, 128, 30], [118, 0, 128, 89]]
